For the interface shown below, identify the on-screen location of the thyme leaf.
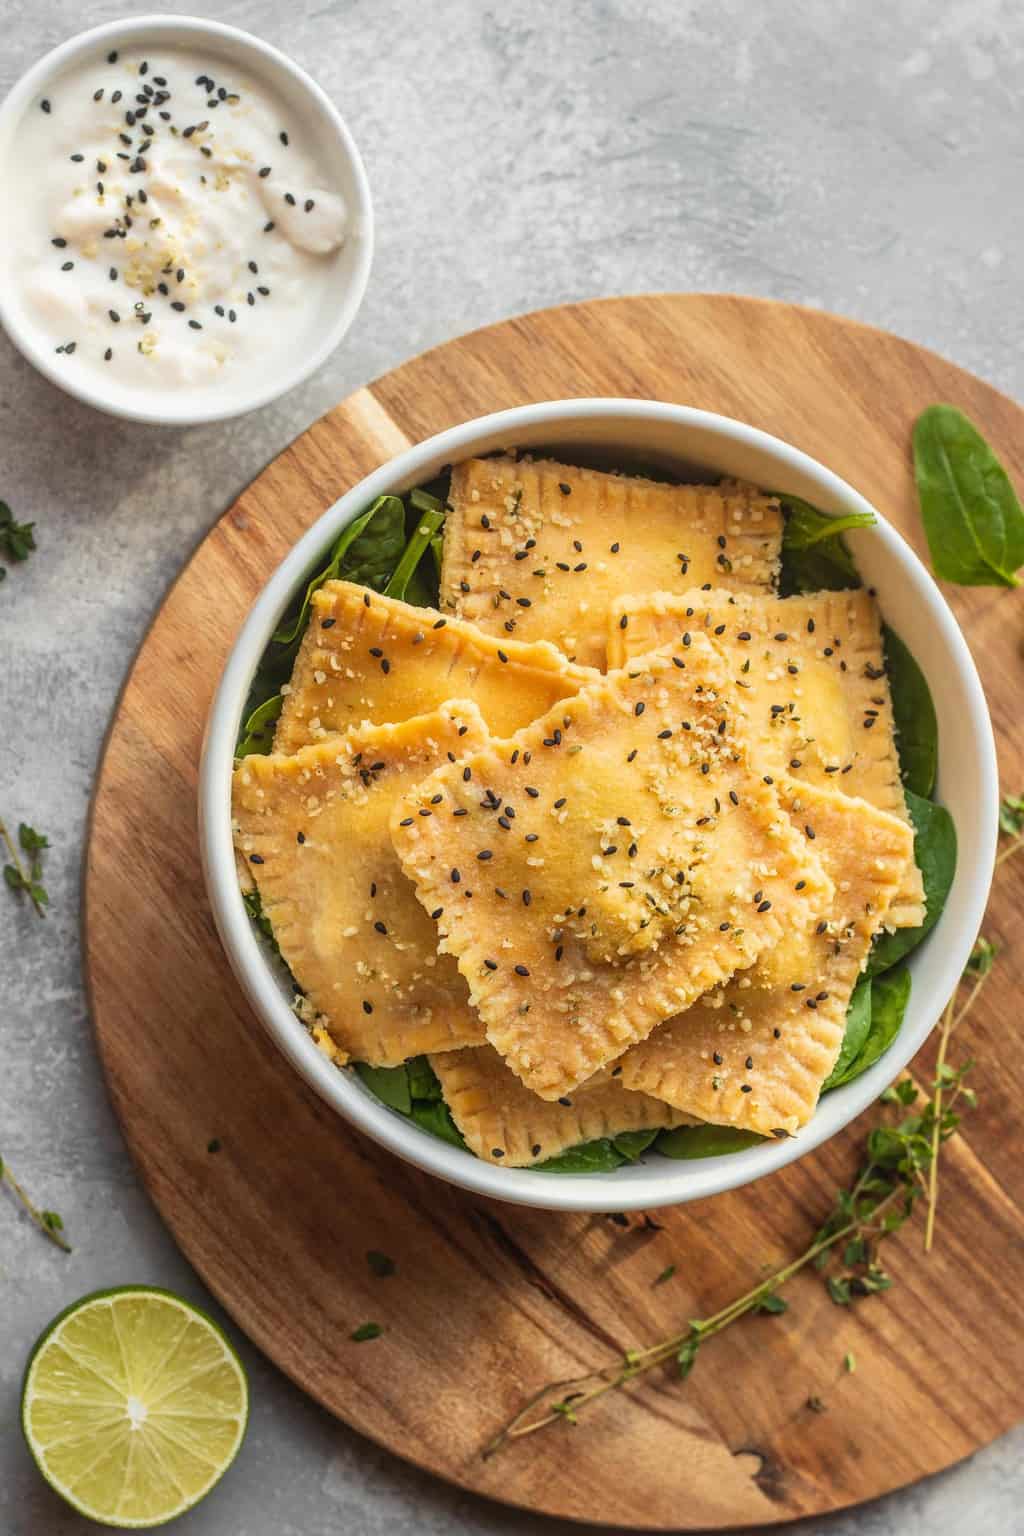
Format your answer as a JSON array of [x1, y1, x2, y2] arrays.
[[1, 819, 50, 917], [0, 500, 37, 577], [0, 1154, 71, 1253]]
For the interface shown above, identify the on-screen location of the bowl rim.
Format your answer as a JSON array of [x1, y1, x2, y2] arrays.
[[199, 396, 998, 1211], [0, 12, 374, 427]]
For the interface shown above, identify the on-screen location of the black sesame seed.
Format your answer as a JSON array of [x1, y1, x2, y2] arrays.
[[634, 701, 645, 716], [61, 260, 74, 271], [249, 854, 264, 865], [258, 166, 271, 178], [304, 198, 315, 212], [40, 99, 51, 113], [284, 192, 296, 205]]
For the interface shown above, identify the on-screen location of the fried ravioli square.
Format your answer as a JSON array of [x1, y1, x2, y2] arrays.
[[274, 580, 595, 753], [392, 643, 832, 1099], [608, 587, 924, 926], [430, 1045, 693, 1166], [440, 456, 783, 669], [233, 702, 490, 1065], [618, 779, 914, 1134]]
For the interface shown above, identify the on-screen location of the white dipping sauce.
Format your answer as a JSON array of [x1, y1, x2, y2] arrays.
[[7, 46, 348, 394]]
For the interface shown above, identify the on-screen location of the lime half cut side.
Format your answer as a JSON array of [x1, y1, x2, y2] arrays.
[[21, 1286, 248, 1528]]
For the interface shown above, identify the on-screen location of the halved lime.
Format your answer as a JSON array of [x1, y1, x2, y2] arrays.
[[21, 1286, 248, 1528]]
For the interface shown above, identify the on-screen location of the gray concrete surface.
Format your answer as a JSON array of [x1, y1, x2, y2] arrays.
[[2, 1, 1022, 1532]]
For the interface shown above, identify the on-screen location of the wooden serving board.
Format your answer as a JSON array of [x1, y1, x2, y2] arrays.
[[85, 296, 1024, 1530]]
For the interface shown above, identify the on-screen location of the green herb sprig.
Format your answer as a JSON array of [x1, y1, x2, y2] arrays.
[[0, 501, 36, 580], [1, 819, 50, 917], [997, 792, 1024, 866], [483, 954, 991, 1458], [0, 1155, 71, 1253]]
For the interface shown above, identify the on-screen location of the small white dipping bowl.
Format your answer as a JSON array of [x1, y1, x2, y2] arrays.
[[0, 14, 372, 425], [200, 399, 997, 1212]]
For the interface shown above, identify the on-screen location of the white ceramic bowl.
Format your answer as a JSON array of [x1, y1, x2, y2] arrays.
[[0, 14, 373, 425], [200, 399, 997, 1211]]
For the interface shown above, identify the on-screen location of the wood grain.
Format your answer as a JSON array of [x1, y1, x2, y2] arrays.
[[84, 296, 1024, 1529]]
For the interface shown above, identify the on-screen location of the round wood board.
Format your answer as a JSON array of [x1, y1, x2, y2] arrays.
[[85, 296, 1024, 1530]]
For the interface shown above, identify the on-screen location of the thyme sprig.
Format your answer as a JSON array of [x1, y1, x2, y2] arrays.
[[997, 792, 1024, 865], [0, 1155, 71, 1253], [0, 500, 36, 580], [484, 954, 991, 1459], [2, 819, 50, 917]]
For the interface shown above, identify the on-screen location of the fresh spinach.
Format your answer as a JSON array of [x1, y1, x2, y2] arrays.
[[656, 1124, 766, 1159], [236, 693, 284, 759], [884, 626, 937, 798], [844, 967, 912, 1083], [385, 498, 445, 603], [779, 494, 876, 550], [821, 977, 872, 1093], [355, 1062, 412, 1116], [866, 791, 956, 977], [410, 1100, 466, 1148], [405, 1055, 444, 1102], [273, 495, 406, 648], [612, 1128, 660, 1160], [913, 404, 1024, 588], [241, 886, 280, 958], [535, 1138, 629, 1173], [777, 493, 873, 597]]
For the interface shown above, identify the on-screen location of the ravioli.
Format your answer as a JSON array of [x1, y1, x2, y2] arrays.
[[274, 580, 595, 753], [618, 780, 914, 1134], [439, 456, 783, 669], [233, 702, 490, 1065], [430, 1045, 693, 1166], [607, 587, 924, 926], [391, 641, 833, 1100]]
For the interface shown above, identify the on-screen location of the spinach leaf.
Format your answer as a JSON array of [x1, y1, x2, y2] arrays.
[[777, 493, 873, 597], [406, 1055, 444, 1102], [656, 1125, 766, 1159], [779, 494, 876, 549], [841, 967, 911, 1084], [821, 977, 872, 1092], [535, 1138, 628, 1173], [866, 791, 956, 977], [355, 1062, 412, 1116], [913, 404, 1024, 587], [410, 1100, 466, 1148], [272, 495, 406, 648], [612, 1129, 660, 1161], [241, 887, 280, 957], [384, 502, 445, 603], [236, 693, 284, 759], [883, 626, 937, 798]]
